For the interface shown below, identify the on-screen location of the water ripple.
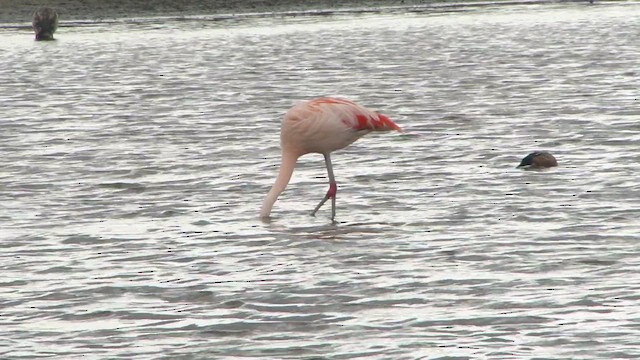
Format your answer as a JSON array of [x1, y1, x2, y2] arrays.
[[1, 2, 640, 359]]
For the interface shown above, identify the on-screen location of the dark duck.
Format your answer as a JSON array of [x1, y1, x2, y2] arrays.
[[517, 151, 558, 169], [32, 7, 58, 41]]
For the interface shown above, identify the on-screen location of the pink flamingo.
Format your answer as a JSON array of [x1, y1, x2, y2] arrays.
[[260, 97, 402, 220]]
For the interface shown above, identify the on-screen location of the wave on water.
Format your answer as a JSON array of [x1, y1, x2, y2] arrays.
[[0, 0, 598, 29]]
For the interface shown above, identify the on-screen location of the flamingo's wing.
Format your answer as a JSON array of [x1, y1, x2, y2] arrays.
[[308, 98, 401, 132]]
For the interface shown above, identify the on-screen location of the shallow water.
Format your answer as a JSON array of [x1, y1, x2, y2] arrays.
[[2, 2, 640, 359]]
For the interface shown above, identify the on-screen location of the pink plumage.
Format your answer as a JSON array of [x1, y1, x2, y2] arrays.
[[261, 97, 402, 220]]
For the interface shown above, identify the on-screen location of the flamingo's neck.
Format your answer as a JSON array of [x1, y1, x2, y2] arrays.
[[260, 150, 298, 218]]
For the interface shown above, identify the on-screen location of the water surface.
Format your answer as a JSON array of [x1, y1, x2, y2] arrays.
[[1, 2, 640, 359]]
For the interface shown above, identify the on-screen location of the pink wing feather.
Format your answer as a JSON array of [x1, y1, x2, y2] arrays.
[[306, 98, 402, 132]]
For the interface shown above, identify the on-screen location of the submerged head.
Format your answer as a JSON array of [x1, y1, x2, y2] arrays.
[[32, 7, 59, 41], [517, 151, 558, 169]]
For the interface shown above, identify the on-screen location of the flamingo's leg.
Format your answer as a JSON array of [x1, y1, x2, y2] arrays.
[[311, 153, 337, 220]]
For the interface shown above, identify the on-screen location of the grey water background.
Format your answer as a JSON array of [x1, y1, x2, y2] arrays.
[[2, 1, 640, 358]]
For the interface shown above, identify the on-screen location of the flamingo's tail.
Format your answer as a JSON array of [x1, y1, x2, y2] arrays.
[[353, 113, 402, 132], [374, 113, 402, 132]]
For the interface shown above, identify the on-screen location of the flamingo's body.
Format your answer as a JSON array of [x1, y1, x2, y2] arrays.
[[260, 97, 402, 220], [32, 6, 58, 41]]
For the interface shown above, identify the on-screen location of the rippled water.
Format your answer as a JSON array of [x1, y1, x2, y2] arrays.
[[2, 2, 640, 358]]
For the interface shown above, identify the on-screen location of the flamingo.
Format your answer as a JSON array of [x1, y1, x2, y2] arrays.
[[260, 97, 402, 220]]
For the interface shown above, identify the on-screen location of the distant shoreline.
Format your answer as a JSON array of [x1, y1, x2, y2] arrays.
[[0, 0, 591, 24]]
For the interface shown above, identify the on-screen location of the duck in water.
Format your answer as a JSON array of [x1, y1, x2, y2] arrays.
[[32, 7, 58, 41], [517, 151, 558, 169]]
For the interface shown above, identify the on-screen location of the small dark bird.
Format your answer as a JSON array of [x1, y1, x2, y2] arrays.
[[517, 151, 558, 169], [32, 6, 58, 41]]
